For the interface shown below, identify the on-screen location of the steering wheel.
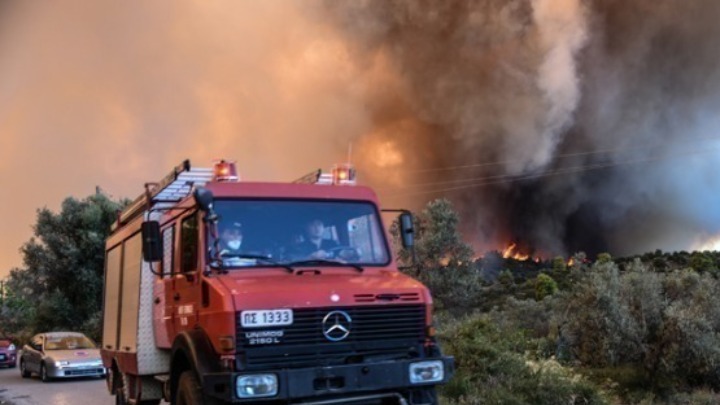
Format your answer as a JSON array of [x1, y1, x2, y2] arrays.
[[326, 245, 361, 261]]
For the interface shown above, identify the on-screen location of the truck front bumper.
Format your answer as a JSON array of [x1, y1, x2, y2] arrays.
[[203, 356, 454, 403]]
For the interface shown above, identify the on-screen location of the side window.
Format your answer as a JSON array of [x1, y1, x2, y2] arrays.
[[181, 214, 198, 273], [162, 225, 175, 276], [348, 215, 387, 263]]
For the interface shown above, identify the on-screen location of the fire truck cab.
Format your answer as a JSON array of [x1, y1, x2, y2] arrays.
[[101, 160, 453, 405]]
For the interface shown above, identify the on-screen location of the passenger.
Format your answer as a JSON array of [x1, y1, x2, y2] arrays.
[[216, 222, 262, 267], [289, 219, 339, 260]]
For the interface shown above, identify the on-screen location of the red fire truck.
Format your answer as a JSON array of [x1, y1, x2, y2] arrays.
[[101, 160, 453, 404]]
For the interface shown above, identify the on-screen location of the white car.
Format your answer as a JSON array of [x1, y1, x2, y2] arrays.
[[20, 332, 106, 382]]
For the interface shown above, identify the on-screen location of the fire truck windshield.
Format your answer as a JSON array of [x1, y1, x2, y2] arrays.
[[209, 200, 391, 268]]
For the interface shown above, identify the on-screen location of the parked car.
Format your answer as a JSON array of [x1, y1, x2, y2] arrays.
[[20, 332, 106, 382], [0, 338, 17, 368]]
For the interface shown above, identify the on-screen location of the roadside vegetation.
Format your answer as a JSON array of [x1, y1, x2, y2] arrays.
[[0, 192, 125, 343], [2, 195, 720, 404], [396, 199, 720, 404]]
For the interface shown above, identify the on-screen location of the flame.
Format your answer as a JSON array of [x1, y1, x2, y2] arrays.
[[502, 243, 531, 261]]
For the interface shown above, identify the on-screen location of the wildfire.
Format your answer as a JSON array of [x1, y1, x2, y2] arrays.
[[502, 243, 531, 261]]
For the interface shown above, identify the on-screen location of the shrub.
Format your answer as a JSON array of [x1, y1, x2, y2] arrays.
[[559, 259, 720, 394], [438, 315, 607, 405], [535, 273, 558, 301]]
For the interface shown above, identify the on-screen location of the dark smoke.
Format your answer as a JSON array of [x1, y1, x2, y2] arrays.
[[320, 0, 720, 257]]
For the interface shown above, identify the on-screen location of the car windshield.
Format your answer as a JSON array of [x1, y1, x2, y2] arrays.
[[45, 335, 96, 350], [208, 200, 390, 268]]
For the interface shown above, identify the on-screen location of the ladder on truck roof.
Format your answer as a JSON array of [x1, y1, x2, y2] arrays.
[[111, 160, 214, 232]]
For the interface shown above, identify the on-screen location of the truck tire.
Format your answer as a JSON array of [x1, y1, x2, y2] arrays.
[[115, 386, 127, 405], [19, 360, 30, 378], [114, 372, 161, 405], [176, 370, 222, 405]]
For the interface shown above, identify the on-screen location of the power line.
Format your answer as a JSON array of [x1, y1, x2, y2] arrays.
[[382, 145, 720, 199], [400, 134, 720, 175], [388, 144, 720, 190]]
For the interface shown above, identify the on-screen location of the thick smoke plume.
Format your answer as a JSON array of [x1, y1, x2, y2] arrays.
[[3, 1, 720, 276], [321, 0, 720, 257]]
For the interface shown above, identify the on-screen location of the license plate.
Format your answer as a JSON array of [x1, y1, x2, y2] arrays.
[[0, 354, 5, 360], [241, 309, 293, 328]]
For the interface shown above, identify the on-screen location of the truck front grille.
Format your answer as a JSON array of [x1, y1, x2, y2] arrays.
[[236, 304, 427, 370]]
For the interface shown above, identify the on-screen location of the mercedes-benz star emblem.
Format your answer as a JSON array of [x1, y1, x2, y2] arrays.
[[322, 311, 352, 342]]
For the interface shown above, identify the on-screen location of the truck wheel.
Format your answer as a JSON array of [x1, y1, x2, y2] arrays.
[[115, 386, 127, 405], [176, 370, 221, 405], [115, 372, 161, 405], [40, 363, 51, 383], [20, 360, 30, 378]]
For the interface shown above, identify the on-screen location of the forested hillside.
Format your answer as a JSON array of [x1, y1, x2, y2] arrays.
[[400, 199, 720, 405]]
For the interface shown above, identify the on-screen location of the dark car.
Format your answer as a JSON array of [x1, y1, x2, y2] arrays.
[[0, 338, 17, 368], [19, 332, 105, 382]]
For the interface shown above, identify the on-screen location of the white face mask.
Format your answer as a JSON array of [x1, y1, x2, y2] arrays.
[[227, 240, 242, 250]]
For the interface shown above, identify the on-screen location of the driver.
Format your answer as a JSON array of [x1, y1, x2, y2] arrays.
[[219, 222, 244, 256], [290, 219, 339, 260]]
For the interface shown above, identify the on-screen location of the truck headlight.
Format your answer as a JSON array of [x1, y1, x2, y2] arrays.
[[409, 361, 444, 384], [236, 374, 278, 398]]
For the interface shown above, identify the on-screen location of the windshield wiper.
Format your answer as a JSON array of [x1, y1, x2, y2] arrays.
[[220, 253, 294, 273], [286, 259, 364, 273]]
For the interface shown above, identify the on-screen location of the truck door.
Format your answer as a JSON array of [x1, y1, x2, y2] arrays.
[[172, 212, 201, 335], [153, 224, 176, 349]]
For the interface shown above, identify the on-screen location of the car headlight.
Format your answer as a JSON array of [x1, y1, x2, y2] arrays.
[[8, 344, 15, 351], [409, 361, 444, 384], [55, 360, 70, 367], [236, 374, 278, 398]]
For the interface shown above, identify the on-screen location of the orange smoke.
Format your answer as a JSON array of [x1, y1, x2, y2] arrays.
[[0, 1, 394, 278]]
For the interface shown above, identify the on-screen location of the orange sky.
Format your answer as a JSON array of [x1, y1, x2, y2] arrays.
[[0, 1, 390, 278], [5, 1, 718, 275]]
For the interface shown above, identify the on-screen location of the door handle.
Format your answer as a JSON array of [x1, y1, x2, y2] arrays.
[[173, 293, 180, 301]]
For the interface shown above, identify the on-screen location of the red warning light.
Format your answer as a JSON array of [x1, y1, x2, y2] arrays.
[[213, 160, 239, 182]]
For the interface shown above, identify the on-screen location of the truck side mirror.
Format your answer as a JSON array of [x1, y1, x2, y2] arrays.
[[141, 221, 163, 262], [193, 187, 214, 213], [194, 187, 219, 224], [399, 212, 415, 249]]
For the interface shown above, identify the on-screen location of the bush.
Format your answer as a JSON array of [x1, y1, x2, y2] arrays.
[[559, 259, 720, 394], [535, 273, 558, 301], [438, 315, 607, 405]]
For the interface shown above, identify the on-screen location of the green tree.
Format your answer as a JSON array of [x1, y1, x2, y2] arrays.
[[535, 273, 558, 301], [393, 199, 479, 312], [690, 252, 717, 275], [0, 192, 124, 336]]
